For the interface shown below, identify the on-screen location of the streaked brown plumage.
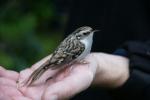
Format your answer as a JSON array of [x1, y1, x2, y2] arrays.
[[25, 26, 97, 86]]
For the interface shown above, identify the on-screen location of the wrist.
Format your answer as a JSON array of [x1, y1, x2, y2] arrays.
[[91, 53, 130, 88]]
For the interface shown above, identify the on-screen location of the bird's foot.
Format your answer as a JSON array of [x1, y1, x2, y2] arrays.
[[79, 59, 89, 64]]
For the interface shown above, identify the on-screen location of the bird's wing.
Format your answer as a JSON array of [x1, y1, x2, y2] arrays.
[[49, 38, 85, 69], [25, 38, 85, 86]]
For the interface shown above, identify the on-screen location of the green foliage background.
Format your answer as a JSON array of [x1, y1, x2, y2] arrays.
[[0, 0, 65, 71]]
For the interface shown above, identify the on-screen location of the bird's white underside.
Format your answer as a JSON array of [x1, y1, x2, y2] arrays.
[[76, 32, 94, 61]]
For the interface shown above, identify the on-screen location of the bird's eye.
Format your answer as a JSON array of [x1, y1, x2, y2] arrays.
[[83, 32, 90, 35], [76, 35, 81, 39]]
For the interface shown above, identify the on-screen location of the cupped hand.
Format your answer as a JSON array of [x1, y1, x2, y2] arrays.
[[18, 53, 129, 100], [0, 66, 31, 100], [18, 54, 98, 100]]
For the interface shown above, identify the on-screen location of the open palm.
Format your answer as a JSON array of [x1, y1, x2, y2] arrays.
[[18, 54, 98, 100], [0, 66, 31, 100], [0, 53, 129, 100]]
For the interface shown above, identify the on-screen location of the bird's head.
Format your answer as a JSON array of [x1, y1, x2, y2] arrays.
[[73, 26, 98, 40]]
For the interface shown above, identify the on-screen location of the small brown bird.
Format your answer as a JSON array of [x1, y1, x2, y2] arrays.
[[25, 26, 98, 86]]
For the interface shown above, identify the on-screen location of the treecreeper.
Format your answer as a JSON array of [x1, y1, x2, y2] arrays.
[[24, 26, 98, 86]]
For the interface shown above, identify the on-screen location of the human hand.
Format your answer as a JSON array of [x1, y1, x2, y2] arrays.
[[0, 66, 31, 100], [18, 53, 129, 100]]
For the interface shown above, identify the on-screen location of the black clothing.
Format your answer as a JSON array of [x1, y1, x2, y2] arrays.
[[113, 41, 150, 100], [64, 0, 150, 53], [61, 0, 150, 99]]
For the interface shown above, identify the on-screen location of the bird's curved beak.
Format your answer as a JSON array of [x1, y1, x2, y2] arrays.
[[92, 30, 99, 33]]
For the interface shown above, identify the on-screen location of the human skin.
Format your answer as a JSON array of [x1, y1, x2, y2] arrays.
[[0, 53, 129, 100], [17, 53, 129, 100], [0, 66, 31, 100]]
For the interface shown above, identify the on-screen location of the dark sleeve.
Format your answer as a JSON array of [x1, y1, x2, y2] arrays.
[[113, 41, 150, 100]]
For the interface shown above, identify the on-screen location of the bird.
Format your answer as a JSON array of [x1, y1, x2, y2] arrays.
[[25, 26, 98, 86]]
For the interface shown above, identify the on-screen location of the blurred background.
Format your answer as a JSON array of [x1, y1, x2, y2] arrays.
[[1, 0, 149, 100], [0, 0, 70, 71]]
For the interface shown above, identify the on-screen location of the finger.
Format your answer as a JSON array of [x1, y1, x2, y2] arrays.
[[0, 77, 17, 87], [0, 85, 22, 97], [19, 84, 46, 100], [18, 55, 52, 83], [18, 55, 51, 83], [0, 66, 6, 77], [5, 70, 19, 81], [18, 68, 33, 87], [0, 67, 19, 81], [42, 60, 97, 100], [0, 94, 11, 100], [0, 66, 5, 70], [12, 96, 32, 100]]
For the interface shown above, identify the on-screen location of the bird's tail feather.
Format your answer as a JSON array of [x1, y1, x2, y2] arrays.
[[25, 62, 50, 86]]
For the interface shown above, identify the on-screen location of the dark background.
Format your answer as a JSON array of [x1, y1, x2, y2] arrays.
[[64, 0, 150, 52], [62, 0, 150, 100]]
